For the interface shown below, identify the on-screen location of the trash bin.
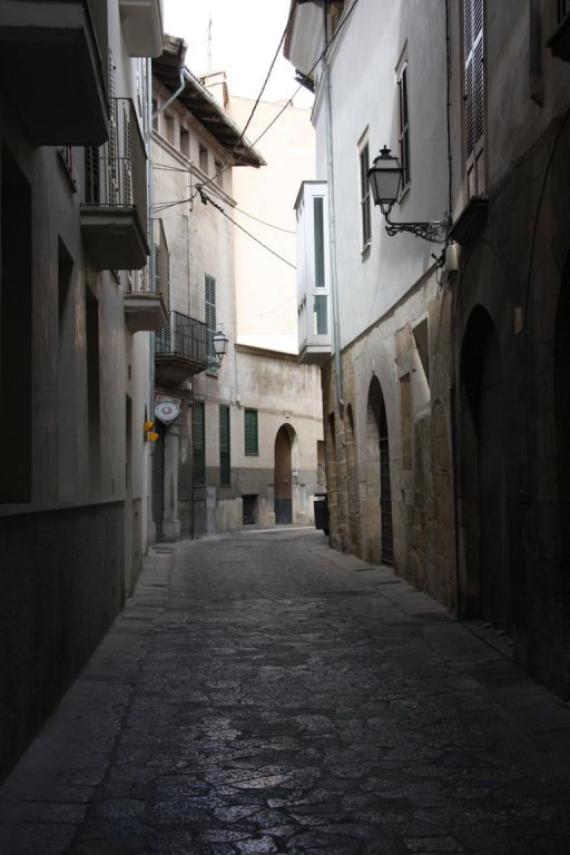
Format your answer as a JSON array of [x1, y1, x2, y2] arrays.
[[314, 492, 329, 536]]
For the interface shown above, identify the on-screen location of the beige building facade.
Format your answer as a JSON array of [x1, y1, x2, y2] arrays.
[[152, 41, 323, 539]]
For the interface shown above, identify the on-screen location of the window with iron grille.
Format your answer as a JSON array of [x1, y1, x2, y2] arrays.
[[244, 409, 258, 456], [205, 274, 217, 372], [192, 402, 206, 486], [463, 0, 485, 198], [359, 142, 371, 248], [397, 64, 411, 189], [219, 405, 231, 485]]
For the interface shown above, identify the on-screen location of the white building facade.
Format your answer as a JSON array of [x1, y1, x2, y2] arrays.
[[286, 0, 457, 607], [0, 0, 164, 779]]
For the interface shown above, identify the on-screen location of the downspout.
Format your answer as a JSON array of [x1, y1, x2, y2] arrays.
[[147, 57, 157, 545], [322, 0, 344, 412]]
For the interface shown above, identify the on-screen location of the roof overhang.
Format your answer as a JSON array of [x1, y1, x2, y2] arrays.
[[283, 0, 323, 77], [153, 35, 265, 168]]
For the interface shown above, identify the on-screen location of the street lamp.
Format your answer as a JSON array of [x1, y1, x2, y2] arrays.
[[213, 330, 229, 363], [367, 146, 449, 243]]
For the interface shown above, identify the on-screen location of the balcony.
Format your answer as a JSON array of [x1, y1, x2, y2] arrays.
[[81, 98, 149, 271], [119, 0, 163, 58], [155, 311, 208, 387], [123, 222, 168, 333], [294, 181, 332, 365], [0, 0, 108, 145], [548, 0, 570, 61]]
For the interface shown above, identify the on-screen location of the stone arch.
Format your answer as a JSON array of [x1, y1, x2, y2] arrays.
[[365, 376, 393, 565], [459, 305, 511, 631], [345, 404, 360, 553], [274, 423, 298, 524], [555, 255, 570, 589]]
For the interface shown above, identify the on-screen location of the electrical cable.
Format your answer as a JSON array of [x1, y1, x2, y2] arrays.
[[193, 3, 296, 201], [192, 0, 361, 201], [198, 187, 296, 269]]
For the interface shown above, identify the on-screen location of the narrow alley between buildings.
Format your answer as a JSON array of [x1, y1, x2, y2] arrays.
[[2, 529, 570, 855]]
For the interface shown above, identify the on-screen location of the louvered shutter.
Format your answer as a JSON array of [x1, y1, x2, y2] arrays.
[[205, 275, 217, 369], [463, 0, 485, 197]]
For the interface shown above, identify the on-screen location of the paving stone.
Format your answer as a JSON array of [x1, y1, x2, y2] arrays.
[[1, 530, 570, 854]]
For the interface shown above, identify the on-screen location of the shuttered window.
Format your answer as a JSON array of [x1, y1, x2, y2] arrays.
[[192, 402, 205, 486], [244, 409, 258, 456], [397, 64, 411, 189], [219, 405, 231, 485], [359, 143, 371, 248], [205, 274, 217, 372], [463, 0, 485, 198]]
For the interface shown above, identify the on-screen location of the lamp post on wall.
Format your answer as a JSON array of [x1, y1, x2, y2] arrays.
[[367, 146, 449, 243], [213, 330, 229, 364]]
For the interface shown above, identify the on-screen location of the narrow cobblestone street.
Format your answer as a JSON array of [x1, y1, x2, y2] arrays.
[[2, 529, 570, 855]]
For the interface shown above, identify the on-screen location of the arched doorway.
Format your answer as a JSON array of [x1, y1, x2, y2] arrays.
[[366, 377, 393, 565], [274, 425, 293, 524], [345, 404, 360, 552], [460, 306, 510, 632], [555, 257, 570, 580]]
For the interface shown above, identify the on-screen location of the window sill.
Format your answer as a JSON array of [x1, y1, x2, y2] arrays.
[[245, 452, 259, 457]]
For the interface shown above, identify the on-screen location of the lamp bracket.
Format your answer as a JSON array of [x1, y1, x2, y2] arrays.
[[383, 209, 450, 244]]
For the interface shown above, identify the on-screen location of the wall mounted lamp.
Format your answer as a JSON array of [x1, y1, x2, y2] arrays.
[[367, 146, 449, 244], [213, 330, 229, 363]]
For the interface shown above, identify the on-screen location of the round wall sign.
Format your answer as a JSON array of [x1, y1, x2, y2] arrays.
[[155, 400, 181, 424]]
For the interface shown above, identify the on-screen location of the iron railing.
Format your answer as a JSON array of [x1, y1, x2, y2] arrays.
[[155, 311, 207, 365], [84, 97, 147, 229]]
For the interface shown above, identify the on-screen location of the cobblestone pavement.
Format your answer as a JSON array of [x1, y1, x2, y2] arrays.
[[2, 529, 570, 855]]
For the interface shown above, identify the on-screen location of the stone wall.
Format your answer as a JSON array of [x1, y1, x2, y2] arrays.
[[0, 503, 124, 781]]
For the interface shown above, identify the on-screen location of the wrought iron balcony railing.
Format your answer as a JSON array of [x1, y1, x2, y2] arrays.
[[156, 312, 207, 365]]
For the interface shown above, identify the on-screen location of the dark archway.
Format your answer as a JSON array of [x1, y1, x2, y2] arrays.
[[555, 257, 570, 583], [345, 404, 360, 552], [274, 424, 293, 524], [366, 376, 393, 565], [460, 306, 511, 631]]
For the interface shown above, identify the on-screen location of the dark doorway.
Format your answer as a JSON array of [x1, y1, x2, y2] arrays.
[[460, 306, 511, 632], [152, 420, 166, 541], [243, 494, 258, 526], [555, 257, 570, 581], [274, 425, 293, 524], [367, 377, 393, 565]]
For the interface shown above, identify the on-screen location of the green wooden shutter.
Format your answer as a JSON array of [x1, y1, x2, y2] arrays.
[[244, 409, 259, 456], [205, 274, 217, 371], [219, 405, 231, 485], [192, 402, 205, 486]]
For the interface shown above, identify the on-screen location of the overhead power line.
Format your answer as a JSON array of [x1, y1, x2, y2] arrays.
[[192, 0, 361, 199], [198, 188, 296, 269]]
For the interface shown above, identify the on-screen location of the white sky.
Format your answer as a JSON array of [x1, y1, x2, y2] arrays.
[[163, 0, 313, 107]]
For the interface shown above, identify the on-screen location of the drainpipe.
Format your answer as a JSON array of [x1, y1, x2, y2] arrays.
[[154, 64, 186, 121], [322, 0, 344, 413]]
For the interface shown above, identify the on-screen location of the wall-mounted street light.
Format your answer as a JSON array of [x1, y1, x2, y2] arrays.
[[367, 146, 449, 243], [213, 330, 229, 363]]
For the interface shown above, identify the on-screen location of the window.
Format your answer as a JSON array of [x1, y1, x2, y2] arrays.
[[180, 128, 190, 159], [359, 142, 371, 248], [313, 197, 325, 287], [214, 159, 224, 188], [314, 295, 328, 335], [192, 402, 205, 486], [199, 144, 208, 174], [86, 289, 100, 493], [219, 405, 231, 485], [205, 274, 217, 372], [463, 0, 485, 197], [397, 63, 411, 189], [0, 148, 32, 502], [165, 114, 175, 146], [244, 409, 259, 456]]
